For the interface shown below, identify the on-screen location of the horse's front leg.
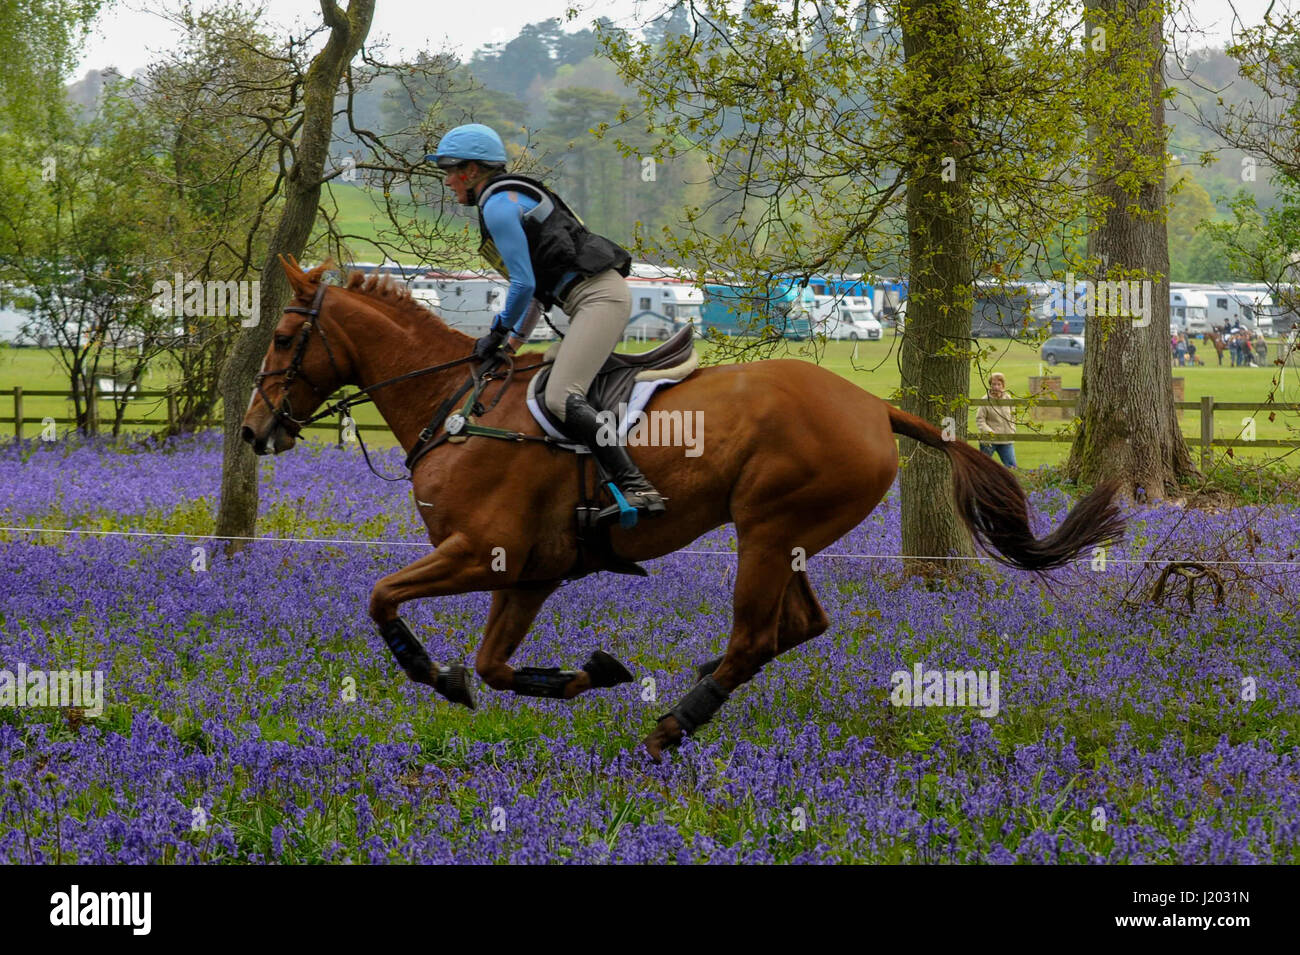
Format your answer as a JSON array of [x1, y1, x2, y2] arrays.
[[367, 532, 632, 708], [474, 585, 633, 700], [368, 532, 501, 708]]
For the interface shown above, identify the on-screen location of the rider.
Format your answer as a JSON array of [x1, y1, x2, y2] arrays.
[[429, 123, 666, 518]]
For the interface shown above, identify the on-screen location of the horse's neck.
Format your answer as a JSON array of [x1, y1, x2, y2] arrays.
[[345, 301, 474, 455]]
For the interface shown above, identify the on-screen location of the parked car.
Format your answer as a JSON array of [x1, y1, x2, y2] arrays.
[[1041, 334, 1084, 365]]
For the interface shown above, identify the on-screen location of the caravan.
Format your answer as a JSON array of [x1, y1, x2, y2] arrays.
[[1169, 288, 1210, 335]]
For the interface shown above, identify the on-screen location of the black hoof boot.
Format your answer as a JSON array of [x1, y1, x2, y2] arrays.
[[695, 654, 724, 682], [434, 664, 477, 710], [584, 649, 634, 689]]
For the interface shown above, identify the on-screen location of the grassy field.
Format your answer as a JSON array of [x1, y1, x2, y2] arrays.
[[321, 182, 471, 265], [2, 335, 1299, 471]]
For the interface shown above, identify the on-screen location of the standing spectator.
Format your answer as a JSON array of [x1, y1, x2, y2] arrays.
[[1187, 336, 1198, 365], [1174, 335, 1187, 366], [975, 372, 1017, 468], [1254, 333, 1268, 367]]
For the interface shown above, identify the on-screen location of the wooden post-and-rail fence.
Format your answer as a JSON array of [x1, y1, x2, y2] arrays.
[[971, 396, 1300, 471], [1, 386, 1298, 466], [1, 386, 355, 447]]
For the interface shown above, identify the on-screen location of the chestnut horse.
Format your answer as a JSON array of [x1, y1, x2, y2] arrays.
[[242, 260, 1124, 760]]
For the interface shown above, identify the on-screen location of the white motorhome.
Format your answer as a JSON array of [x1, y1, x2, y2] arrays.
[[413, 266, 702, 344], [408, 272, 554, 341], [1206, 284, 1276, 335], [622, 276, 704, 341], [812, 294, 883, 340], [0, 303, 35, 345], [1170, 288, 1210, 335]]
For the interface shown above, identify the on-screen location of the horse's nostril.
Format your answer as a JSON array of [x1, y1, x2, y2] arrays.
[[240, 426, 255, 445]]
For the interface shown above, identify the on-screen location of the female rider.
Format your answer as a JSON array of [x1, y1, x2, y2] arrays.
[[429, 123, 666, 518]]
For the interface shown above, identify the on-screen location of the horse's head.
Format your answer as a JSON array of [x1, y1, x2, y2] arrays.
[[241, 255, 353, 455]]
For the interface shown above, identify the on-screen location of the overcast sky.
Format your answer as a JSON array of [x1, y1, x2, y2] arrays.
[[75, 0, 1287, 75]]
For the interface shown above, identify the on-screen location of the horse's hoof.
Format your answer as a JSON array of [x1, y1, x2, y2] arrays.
[[642, 714, 683, 764], [434, 664, 477, 710], [584, 649, 633, 689], [695, 654, 724, 682], [642, 739, 665, 765]]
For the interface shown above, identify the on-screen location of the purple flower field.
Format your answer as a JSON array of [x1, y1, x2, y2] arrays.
[[1, 432, 1298, 863]]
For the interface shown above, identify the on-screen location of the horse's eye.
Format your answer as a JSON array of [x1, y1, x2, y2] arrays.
[[274, 335, 291, 349]]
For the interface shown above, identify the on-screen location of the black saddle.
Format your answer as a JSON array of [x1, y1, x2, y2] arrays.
[[531, 324, 696, 436]]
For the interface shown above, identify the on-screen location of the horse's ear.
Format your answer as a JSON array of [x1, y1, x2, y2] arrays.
[[280, 254, 308, 296]]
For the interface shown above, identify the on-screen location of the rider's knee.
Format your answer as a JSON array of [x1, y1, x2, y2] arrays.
[[544, 387, 569, 422], [545, 383, 586, 422]]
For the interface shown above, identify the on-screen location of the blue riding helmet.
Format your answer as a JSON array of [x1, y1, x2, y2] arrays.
[[428, 124, 507, 168]]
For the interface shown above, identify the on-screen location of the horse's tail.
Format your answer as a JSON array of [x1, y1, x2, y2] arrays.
[[887, 404, 1125, 572]]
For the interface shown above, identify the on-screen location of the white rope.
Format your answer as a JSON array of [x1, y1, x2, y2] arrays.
[[0, 525, 1296, 566]]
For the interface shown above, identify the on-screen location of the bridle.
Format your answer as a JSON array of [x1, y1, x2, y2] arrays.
[[253, 282, 340, 438], [249, 279, 517, 481]]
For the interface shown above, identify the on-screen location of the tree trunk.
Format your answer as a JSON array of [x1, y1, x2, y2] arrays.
[[214, 0, 376, 553], [897, 0, 976, 580], [1066, 0, 1194, 502]]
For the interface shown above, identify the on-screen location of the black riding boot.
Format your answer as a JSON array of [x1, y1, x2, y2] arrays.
[[564, 393, 667, 517]]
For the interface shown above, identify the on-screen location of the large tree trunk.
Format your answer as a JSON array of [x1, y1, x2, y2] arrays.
[[214, 0, 375, 552], [1066, 0, 1194, 502], [898, 0, 976, 580]]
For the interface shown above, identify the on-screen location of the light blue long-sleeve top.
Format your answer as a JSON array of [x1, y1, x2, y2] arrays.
[[480, 189, 578, 336]]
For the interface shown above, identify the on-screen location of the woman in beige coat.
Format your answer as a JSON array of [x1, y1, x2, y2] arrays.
[[975, 372, 1017, 468]]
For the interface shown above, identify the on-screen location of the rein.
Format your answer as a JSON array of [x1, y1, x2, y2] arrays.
[[256, 283, 571, 483]]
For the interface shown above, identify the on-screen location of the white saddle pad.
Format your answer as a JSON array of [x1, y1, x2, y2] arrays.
[[526, 376, 682, 453]]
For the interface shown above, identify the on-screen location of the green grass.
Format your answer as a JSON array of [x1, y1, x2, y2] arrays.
[[3, 334, 1298, 471], [321, 182, 467, 265]]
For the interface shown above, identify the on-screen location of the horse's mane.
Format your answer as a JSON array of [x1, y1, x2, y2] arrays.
[[343, 270, 424, 313], [293, 258, 464, 334]]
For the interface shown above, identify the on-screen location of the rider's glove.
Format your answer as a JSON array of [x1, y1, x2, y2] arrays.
[[473, 323, 508, 362]]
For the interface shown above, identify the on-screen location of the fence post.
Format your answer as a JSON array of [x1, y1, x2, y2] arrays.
[[1200, 394, 1214, 472], [13, 386, 22, 441], [167, 388, 178, 432]]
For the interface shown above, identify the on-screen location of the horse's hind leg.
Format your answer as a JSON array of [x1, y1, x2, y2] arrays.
[[475, 585, 634, 700], [644, 545, 794, 760], [694, 571, 828, 680]]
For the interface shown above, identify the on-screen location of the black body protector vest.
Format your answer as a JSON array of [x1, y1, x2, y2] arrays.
[[474, 173, 632, 309]]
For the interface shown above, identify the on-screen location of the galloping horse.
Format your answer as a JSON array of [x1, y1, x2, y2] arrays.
[[242, 259, 1125, 760]]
